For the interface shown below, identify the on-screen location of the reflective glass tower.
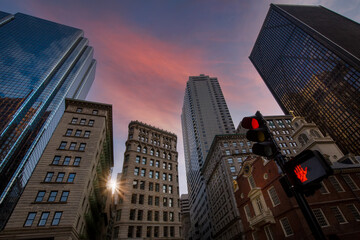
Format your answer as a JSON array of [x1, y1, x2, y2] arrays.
[[0, 11, 96, 228], [250, 4, 360, 156], [181, 74, 235, 239]]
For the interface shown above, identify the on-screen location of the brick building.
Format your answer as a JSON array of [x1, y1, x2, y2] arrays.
[[0, 99, 114, 240]]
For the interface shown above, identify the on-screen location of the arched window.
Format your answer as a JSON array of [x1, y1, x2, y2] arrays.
[[298, 134, 309, 146], [150, 149, 154, 156], [137, 145, 141, 152], [143, 147, 147, 154], [310, 129, 321, 138]]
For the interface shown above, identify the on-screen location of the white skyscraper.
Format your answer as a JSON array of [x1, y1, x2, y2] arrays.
[[181, 74, 235, 239]]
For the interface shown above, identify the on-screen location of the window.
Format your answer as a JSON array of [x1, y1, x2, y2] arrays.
[[80, 119, 86, 125], [137, 210, 143, 221], [342, 175, 359, 190], [147, 226, 152, 237], [129, 209, 135, 220], [163, 211, 168, 221], [52, 156, 61, 165], [237, 157, 242, 163], [84, 131, 90, 138], [168, 163, 172, 170], [170, 226, 175, 237], [66, 129, 73, 136], [59, 141, 67, 150], [67, 173, 76, 183], [224, 142, 228, 147], [133, 180, 138, 189], [141, 169, 146, 177], [71, 118, 78, 124], [155, 197, 159, 206], [248, 175, 256, 189], [163, 162, 167, 169], [330, 206, 347, 224], [155, 160, 160, 167], [244, 205, 252, 220], [143, 147, 147, 154], [319, 181, 329, 194], [228, 158, 233, 164], [38, 212, 49, 226], [116, 210, 122, 221], [60, 191, 69, 202], [155, 183, 160, 192], [264, 225, 274, 240], [169, 198, 173, 207], [149, 170, 154, 178], [79, 143, 86, 151], [113, 227, 119, 238], [169, 212, 174, 221], [51, 212, 62, 226], [169, 185, 173, 194], [140, 181, 145, 190], [24, 212, 36, 227], [230, 166, 236, 173], [56, 172, 65, 182], [128, 226, 134, 237], [163, 173, 167, 181], [73, 157, 81, 166], [139, 194, 144, 204], [347, 204, 360, 221], [255, 196, 264, 213], [76, 108, 82, 113], [163, 197, 168, 207], [280, 217, 294, 236], [137, 146, 141, 152], [75, 130, 82, 137], [163, 226, 168, 237], [131, 194, 137, 204], [168, 174, 173, 181], [147, 210, 152, 221], [150, 149, 154, 156], [148, 196, 153, 205], [329, 176, 345, 192], [63, 156, 71, 165], [155, 211, 159, 221], [69, 142, 76, 150], [149, 182, 153, 191], [135, 156, 140, 163], [48, 191, 58, 202], [155, 171, 159, 179], [92, 110, 98, 115], [88, 120, 94, 126], [268, 187, 280, 206], [44, 172, 54, 182], [35, 191, 45, 202], [142, 157, 147, 165], [163, 184, 167, 193], [150, 159, 154, 166], [312, 208, 329, 227], [225, 150, 231, 155]]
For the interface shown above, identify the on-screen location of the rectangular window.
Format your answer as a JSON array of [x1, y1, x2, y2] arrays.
[[312, 208, 329, 227], [147, 210, 152, 221], [140, 181, 145, 190], [155, 197, 159, 206], [67, 173, 76, 183], [80, 119, 86, 125], [132, 180, 138, 189], [169, 212, 174, 221], [92, 110, 98, 115], [149, 182, 153, 191], [264, 225, 274, 240], [268, 187, 280, 206], [75, 130, 82, 137], [131, 194, 137, 204], [38, 212, 50, 226], [52, 156, 61, 165], [163, 173, 167, 180], [56, 172, 65, 182], [142, 157, 147, 165], [24, 212, 36, 227], [128, 226, 134, 237], [35, 191, 45, 202], [248, 175, 256, 189], [44, 172, 54, 182], [342, 174, 359, 190], [129, 210, 135, 220], [230, 166, 236, 173], [71, 118, 78, 124], [63, 156, 71, 165], [163, 197, 168, 207], [48, 191, 57, 202], [225, 150, 231, 155], [329, 176, 345, 192], [73, 157, 81, 166], [280, 217, 294, 236], [156, 160, 160, 167], [163, 211, 168, 221], [134, 167, 139, 176], [244, 205, 252, 220], [76, 108, 82, 113], [169, 174, 173, 181], [59, 141, 67, 150], [319, 181, 329, 194], [347, 204, 360, 221], [163, 226, 168, 237], [163, 184, 167, 193], [137, 210, 143, 221], [169, 185, 173, 194], [155, 183, 160, 192], [66, 129, 73, 136], [139, 194, 144, 204], [69, 142, 76, 150], [155, 211, 159, 221], [79, 143, 86, 151], [135, 155, 140, 163], [155, 171, 159, 179], [330, 206, 347, 224], [170, 226, 175, 237], [83, 130, 90, 138], [150, 159, 154, 166], [116, 210, 122, 221], [88, 120, 94, 126], [168, 163, 172, 170], [154, 226, 159, 237], [169, 198, 173, 207], [149, 170, 154, 178], [60, 191, 69, 202], [141, 169, 146, 177], [51, 211, 62, 226], [148, 196, 153, 205], [147, 226, 152, 237]]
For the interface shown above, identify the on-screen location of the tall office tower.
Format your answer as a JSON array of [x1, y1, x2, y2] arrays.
[[180, 194, 191, 240], [0, 99, 114, 240], [113, 121, 182, 239], [250, 4, 360, 156], [181, 74, 235, 239], [0, 11, 96, 228]]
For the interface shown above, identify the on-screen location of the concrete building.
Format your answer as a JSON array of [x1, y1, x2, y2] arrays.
[[181, 74, 235, 239], [235, 116, 360, 239], [113, 121, 181, 239], [0, 11, 96, 228], [180, 194, 191, 240], [250, 4, 360, 155], [0, 99, 114, 240]]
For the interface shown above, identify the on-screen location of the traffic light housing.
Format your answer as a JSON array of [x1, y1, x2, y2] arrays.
[[241, 111, 279, 158], [284, 150, 333, 194]]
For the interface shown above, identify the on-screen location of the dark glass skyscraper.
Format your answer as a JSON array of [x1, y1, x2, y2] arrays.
[[250, 4, 360, 156], [0, 11, 96, 228]]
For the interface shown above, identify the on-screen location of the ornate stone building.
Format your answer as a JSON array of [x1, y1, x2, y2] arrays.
[[0, 99, 114, 240], [113, 121, 182, 239]]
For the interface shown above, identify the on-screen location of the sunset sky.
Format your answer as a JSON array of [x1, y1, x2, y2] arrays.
[[1, 0, 360, 194]]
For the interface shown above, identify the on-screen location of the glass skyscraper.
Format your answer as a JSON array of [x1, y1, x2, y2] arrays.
[[0, 11, 96, 228], [181, 74, 235, 239], [250, 4, 360, 156]]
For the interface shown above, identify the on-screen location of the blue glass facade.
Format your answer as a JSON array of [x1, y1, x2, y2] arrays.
[[0, 11, 96, 228], [250, 4, 360, 156]]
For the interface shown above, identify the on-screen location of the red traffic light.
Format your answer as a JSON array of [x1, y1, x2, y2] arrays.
[[241, 117, 260, 130]]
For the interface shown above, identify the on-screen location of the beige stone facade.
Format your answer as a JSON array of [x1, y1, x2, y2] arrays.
[[0, 99, 114, 240], [113, 121, 182, 239]]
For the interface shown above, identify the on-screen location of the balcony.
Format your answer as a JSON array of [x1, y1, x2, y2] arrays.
[[249, 209, 275, 229]]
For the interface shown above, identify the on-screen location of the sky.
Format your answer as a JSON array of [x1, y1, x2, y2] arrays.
[[1, 0, 360, 195]]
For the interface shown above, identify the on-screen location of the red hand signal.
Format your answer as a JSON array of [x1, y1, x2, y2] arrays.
[[294, 165, 308, 183]]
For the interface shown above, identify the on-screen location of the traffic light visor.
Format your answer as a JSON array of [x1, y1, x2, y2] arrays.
[[241, 117, 259, 130]]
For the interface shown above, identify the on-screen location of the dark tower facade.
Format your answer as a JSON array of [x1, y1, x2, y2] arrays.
[[250, 4, 360, 155], [0, 11, 96, 228]]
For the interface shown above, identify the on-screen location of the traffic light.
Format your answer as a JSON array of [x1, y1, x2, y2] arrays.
[[241, 111, 279, 158], [284, 150, 333, 194]]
